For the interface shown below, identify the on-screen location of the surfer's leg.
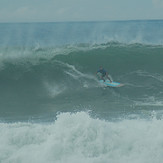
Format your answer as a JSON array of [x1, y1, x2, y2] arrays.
[[102, 75, 105, 82], [107, 75, 112, 82]]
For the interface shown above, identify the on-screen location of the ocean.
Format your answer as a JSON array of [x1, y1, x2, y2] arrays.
[[0, 20, 163, 163]]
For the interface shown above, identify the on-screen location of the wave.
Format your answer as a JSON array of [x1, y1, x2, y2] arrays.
[[0, 42, 162, 83], [0, 42, 163, 120], [0, 111, 163, 163], [1, 21, 163, 162]]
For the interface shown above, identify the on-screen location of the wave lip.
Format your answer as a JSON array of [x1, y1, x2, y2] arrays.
[[0, 20, 163, 47]]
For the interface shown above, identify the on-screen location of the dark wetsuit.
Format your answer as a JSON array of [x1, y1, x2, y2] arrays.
[[97, 68, 107, 77]]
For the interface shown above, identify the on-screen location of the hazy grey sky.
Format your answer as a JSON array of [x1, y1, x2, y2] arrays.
[[0, 0, 163, 22]]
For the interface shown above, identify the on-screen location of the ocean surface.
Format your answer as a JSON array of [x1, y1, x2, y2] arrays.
[[0, 20, 163, 163]]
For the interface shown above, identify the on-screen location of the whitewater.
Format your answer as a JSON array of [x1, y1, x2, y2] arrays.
[[0, 20, 163, 163]]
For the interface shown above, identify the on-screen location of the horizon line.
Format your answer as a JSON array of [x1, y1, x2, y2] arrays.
[[0, 18, 163, 24]]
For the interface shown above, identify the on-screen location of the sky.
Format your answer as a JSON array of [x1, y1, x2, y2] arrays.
[[0, 0, 163, 22]]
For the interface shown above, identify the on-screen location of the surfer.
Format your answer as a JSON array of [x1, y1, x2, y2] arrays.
[[96, 66, 112, 82]]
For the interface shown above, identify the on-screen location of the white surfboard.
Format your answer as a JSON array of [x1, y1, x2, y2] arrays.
[[99, 79, 124, 87]]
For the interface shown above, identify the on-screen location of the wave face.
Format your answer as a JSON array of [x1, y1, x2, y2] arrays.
[[0, 43, 163, 120], [0, 21, 163, 163]]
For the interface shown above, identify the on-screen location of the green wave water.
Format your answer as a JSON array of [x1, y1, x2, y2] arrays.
[[0, 43, 163, 121]]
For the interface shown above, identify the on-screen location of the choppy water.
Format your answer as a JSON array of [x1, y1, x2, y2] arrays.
[[0, 20, 163, 163]]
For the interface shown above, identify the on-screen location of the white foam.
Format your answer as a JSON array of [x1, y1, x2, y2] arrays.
[[56, 61, 99, 88], [63, 62, 95, 80], [135, 96, 163, 107], [127, 70, 163, 83], [44, 81, 66, 97], [1, 111, 163, 163]]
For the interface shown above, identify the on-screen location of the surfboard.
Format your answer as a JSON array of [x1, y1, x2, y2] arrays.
[[99, 80, 124, 87]]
